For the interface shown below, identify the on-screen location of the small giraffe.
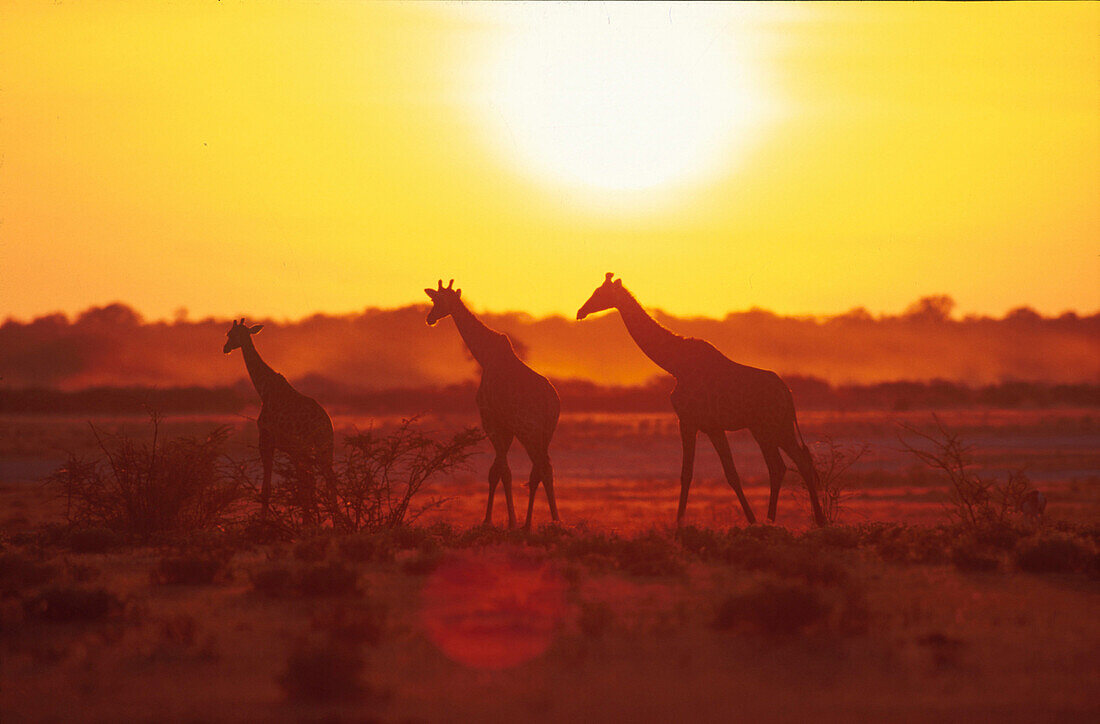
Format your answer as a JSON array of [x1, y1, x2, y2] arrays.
[[577, 274, 826, 527], [425, 280, 561, 529], [223, 319, 338, 522]]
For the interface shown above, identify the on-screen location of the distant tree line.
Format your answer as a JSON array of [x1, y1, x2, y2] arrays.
[[1, 299, 1097, 391], [2, 377, 1097, 415]]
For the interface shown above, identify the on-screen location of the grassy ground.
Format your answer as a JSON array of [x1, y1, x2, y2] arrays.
[[1, 409, 1097, 721], [2, 511, 1098, 722]]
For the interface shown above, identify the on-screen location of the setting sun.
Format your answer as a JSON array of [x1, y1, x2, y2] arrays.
[[469, 5, 769, 211]]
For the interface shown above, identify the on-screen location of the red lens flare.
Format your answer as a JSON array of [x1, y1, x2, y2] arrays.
[[420, 549, 566, 670]]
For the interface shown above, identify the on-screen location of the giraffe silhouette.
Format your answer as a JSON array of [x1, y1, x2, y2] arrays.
[[425, 280, 561, 529], [577, 274, 826, 527], [223, 319, 339, 524]]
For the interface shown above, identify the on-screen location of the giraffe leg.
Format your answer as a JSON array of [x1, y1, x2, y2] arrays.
[[753, 431, 786, 523], [484, 457, 503, 526], [677, 420, 698, 528], [706, 430, 757, 525], [259, 430, 274, 521], [541, 455, 559, 524], [780, 435, 826, 526], [295, 459, 319, 528], [501, 459, 516, 528], [485, 431, 514, 528], [523, 463, 541, 531]]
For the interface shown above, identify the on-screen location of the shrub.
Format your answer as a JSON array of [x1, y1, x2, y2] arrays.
[[152, 554, 228, 586], [1014, 535, 1091, 574], [25, 586, 121, 622], [278, 639, 367, 703], [899, 416, 1036, 529], [251, 419, 482, 534], [713, 583, 829, 635], [802, 437, 870, 525], [49, 414, 245, 542]]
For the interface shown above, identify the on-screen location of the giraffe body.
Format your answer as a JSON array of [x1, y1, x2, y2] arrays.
[[426, 281, 560, 529], [224, 320, 338, 522], [578, 274, 826, 527]]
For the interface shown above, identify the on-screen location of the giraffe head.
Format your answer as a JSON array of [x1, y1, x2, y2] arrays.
[[223, 318, 264, 354], [424, 279, 462, 326], [577, 273, 624, 320]]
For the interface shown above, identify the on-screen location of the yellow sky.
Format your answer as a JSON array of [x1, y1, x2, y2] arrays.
[[2, 1, 1097, 321]]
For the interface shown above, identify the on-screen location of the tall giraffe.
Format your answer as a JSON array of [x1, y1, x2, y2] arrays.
[[425, 280, 561, 529], [223, 319, 338, 523], [577, 274, 826, 527]]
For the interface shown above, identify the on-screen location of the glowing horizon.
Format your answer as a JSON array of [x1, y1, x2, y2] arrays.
[[2, 2, 1098, 322]]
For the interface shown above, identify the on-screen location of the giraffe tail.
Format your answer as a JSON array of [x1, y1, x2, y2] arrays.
[[786, 386, 818, 479]]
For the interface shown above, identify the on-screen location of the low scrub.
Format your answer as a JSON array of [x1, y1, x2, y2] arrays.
[[49, 414, 245, 542]]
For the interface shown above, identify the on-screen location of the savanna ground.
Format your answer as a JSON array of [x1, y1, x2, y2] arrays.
[[1, 409, 1098, 722]]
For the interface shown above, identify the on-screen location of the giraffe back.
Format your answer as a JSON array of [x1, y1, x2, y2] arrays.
[[670, 338, 795, 434], [258, 374, 335, 458], [477, 357, 560, 448]]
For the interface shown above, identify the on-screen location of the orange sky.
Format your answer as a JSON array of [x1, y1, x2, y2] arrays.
[[2, 2, 1098, 321]]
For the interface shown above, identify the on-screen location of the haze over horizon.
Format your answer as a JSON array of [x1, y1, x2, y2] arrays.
[[3, 2, 1098, 322]]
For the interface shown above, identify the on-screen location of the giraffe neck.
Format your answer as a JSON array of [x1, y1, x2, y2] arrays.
[[450, 300, 511, 369], [615, 290, 688, 377], [240, 336, 280, 399]]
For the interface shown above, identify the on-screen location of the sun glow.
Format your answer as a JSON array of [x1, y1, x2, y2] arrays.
[[470, 4, 771, 211]]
